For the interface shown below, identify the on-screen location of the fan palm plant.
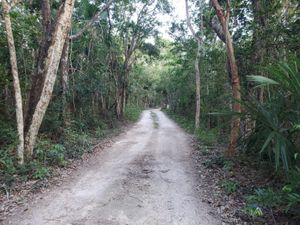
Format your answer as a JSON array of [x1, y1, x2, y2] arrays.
[[243, 59, 300, 171]]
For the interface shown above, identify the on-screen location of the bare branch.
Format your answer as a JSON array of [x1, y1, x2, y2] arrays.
[[69, 0, 114, 40]]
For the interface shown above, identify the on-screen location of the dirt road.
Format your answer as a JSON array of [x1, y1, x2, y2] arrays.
[[5, 110, 220, 225]]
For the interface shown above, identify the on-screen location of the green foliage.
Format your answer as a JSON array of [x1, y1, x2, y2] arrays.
[[223, 159, 234, 173], [0, 121, 17, 146], [244, 205, 264, 217], [63, 129, 91, 159], [165, 110, 194, 132], [94, 126, 109, 138], [220, 180, 239, 194], [247, 188, 282, 209], [243, 59, 300, 171], [284, 168, 300, 213], [200, 146, 210, 155], [0, 143, 17, 188], [195, 128, 218, 146], [32, 164, 49, 180], [124, 105, 143, 122], [245, 168, 300, 218], [203, 155, 226, 168], [35, 138, 66, 166]]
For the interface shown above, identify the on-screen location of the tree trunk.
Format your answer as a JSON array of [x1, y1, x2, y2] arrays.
[[211, 0, 241, 156], [120, 62, 130, 118], [24, 0, 53, 133], [60, 41, 70, 126], [194, 42, 201, 131], [185, 0, 203, 131], [251, 0, 266, 102], [116, 88, 122, 119], [2, 0, 25, 164], [24, 0, 75, 157]]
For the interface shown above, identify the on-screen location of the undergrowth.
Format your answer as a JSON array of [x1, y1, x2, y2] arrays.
[[124, 105, 143, 122], [0, 107, 143, 194], [164, 109, 219, 145], [165, 108, 300, 223]]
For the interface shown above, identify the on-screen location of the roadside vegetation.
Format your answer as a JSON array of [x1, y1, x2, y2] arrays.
[[160, 1, 300, 223]]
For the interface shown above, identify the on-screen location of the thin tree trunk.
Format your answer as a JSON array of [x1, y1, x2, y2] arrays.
[[251, 0, 266, 103], [122, 71, 128, 116], [194, 42, 201, 131], [24, 0, 75, 157], [120, 62, 130, 118], [2, 0, 25, 164], [60, 41, 70, 126], [211, 0, 241, 156], [116, 88, 122, 119], [185, 0, 203, 131]]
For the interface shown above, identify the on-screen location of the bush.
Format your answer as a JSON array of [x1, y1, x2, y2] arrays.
[[165, 110, 194, 132], [94, 126, 108, 138], [245, 168, 300, 218], [0, 144, 17, 188], [34, 138, 66, 166], [63, 129, 91, 159], [220, 180, 239, 194], [203, 155, 226, 168], [242, 59, 300, 171], [32, 164, 49, 180], [0, 121, 17, 146], [196, 128, 218, 146], [124, 105, 143, 122]]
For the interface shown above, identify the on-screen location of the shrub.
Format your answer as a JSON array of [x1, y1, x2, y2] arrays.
[[94, 126, 108, 138], [245, 168, 300, 219], [203, 155, 226, 168], [34, 138, 66, 166], [196, 128, 218, 146], [220, 180, 239, 194], [124, 105, 143, 122], [32, 164, 49, 180], [0, 145, 17, 188], [63, 129, 91, 159], [0, 121, 17, 146], [242, 59, 300, 171]]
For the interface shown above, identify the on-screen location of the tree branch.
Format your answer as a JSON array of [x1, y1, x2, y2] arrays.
[[185, 0, 202, 43], [69, 0, 114, 40], [211, 0, 225, 25]]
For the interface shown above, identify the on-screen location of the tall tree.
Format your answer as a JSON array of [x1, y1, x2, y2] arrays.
[[59, 0, 114, 124], [1, 0, 24, 164], [24, 0, 76, 157], [211, 0, 241, 156], [113, 0, 170, 118], [185, 0, 204, 131]]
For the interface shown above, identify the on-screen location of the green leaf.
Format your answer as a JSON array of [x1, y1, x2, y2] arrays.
[[260, 132, 275, 154], [247, 75, 279, 88]]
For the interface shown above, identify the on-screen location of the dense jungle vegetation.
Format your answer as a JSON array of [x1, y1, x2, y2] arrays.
[[0, 0, 299, 223]]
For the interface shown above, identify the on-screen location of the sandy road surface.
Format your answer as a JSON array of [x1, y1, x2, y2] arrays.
[[4, 110, 220, 225]]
